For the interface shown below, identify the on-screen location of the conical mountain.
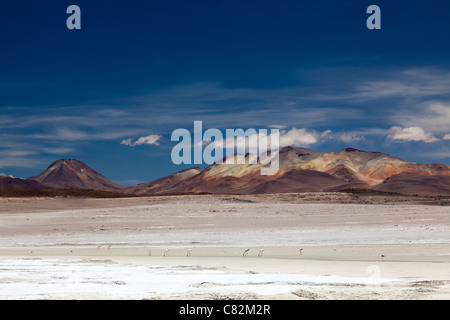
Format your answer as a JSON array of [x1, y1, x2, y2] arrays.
[[28, 159, 123, 191]]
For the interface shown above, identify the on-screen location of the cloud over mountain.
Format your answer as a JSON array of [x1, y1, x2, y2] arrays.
[[120, 134, 162, 147], [279, 128, 318, 147], [388, 126, 439, 143]]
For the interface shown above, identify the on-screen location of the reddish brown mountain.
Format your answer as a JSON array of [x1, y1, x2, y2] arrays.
[[125, 147, 450, 196], [124, 167, 202, 195], [28, 159, 123, 191], [375, 172, 450, 196], [0, 175, 49, 190]]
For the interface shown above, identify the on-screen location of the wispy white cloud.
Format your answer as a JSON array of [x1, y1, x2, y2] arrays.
[[321, 129, 332, 139], [0, 157, 49, 169], [390, 102, 450, 134], [312, 68, 450, 103], [0, 133, 77, 170], [338, 132, 365, 143], [0, 150, 36, 157], [388, 126, 439, 143], [39, 147, 75, 155], [120, 134, 162, 147], [269, 124, 287, 129], [318, 128, 388, 143], [443, 133, 450, 140], [125, 82, 366, 129], [30, 127, 148, 142]]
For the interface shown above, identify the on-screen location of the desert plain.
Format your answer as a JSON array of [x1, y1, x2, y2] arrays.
[[0, 192, 449, 300]]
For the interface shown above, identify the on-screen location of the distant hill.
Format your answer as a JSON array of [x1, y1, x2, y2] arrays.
[[123, 167, 202, 195], [122, 147, 450, 196], [0, 175, 49, 190], [28, 159, 124, 191], [375, 172, 450, 196]]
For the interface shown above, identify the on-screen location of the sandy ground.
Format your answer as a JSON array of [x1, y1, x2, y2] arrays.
[[0, 193, 449, 300]]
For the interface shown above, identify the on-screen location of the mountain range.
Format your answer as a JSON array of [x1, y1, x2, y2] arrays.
[[1, 147, 450, 196]]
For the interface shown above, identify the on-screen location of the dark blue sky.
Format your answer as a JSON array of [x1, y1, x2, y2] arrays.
[[1, 0, 450, 185]]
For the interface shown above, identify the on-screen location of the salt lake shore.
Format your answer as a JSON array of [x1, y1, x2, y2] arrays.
[[0, 193, 449, 300]]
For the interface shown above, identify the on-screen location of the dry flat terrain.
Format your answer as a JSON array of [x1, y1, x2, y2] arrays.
[[0, 193, 449, 300]]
